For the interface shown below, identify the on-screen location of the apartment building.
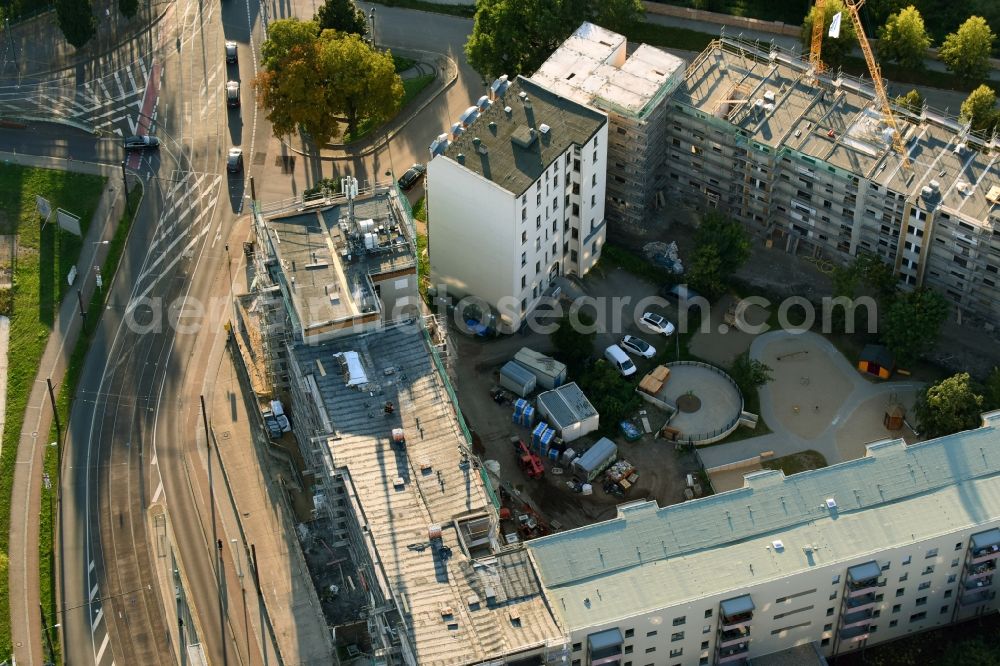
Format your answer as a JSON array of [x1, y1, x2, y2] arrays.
[[526, 411, 1000, 665], [427, 75, 609, 333], [663, 37, 1000, 328], [530, 22, 686, 233], [285, 322, 569, 665]]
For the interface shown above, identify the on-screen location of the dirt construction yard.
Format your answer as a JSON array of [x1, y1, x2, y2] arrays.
[[448, 268, 704, 531]]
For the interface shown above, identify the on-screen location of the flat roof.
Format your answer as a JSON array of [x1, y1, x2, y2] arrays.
[[261, 191, 415, 336], [527, 411, 1000, 630], [531, 21, 686, 119], [537, 382, 597, 428], [440, 76, 606, 196], [678, 38, 1000, 226], [292, 325, 562, 664]]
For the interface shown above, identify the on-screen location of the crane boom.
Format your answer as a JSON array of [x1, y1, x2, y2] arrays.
[[843, 0, 911, 169], [810, 0, 827, 73]]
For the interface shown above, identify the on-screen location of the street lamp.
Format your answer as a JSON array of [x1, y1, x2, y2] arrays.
[[369, 7, 376, 50]]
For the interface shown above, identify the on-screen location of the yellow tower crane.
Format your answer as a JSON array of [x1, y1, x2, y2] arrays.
[[809, 0, 827, 74], [809, 0, 911, 170]]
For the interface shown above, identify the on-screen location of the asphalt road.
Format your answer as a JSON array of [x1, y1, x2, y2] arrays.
[[34, 2, 483, 665], [54, 0, 270, 663]]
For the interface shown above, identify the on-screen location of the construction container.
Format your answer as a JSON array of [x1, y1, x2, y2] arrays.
[[499, 361, 537, 397], [536, 382, 598, 443], [514, 347, 567, 390], [571, 437, 618, 482], [531, 422, 548, 447]]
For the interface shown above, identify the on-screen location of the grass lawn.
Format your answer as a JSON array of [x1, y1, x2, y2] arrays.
[[392, 54, 416, 73], [38, 184, 142, 664], [344, 74, 436, 143], [0, 164, 106, 660], [761, 449, 828, 476]]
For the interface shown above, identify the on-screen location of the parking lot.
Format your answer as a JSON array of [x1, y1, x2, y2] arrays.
[[450, 267, 705, 531]]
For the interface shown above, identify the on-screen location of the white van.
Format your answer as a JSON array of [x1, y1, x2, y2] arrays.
[[604, 344, 637, 377]]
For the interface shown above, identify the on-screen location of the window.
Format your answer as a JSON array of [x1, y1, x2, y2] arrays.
[[701, 641, 709, 650], [704, 610, 713, 619], [670, 632, 684, 642], [955, 542, 963, 551], [591, 195, 596, 207], [645, 647, 655, 654], [821, 638, 830, 647], [646, 631, 657, 638], [947, 573, 958, 584], [553, 175, 559, 188], [700, 659, 709, 666], [593, 150, 597, 162], [669, 648, 683, 658], [875, 594, 884, 602], [944, 589, 953, 599], [521, 253, 526, 267], [521, 230, 527, 244], [832, 575, 841, 585], [572, 661, 580, 666], [918, 581, 931, 591], [521, 207, 527, 221], [910, 612, 926, 623], [826, 608, 834, 617], [941, 605, 950, 614], [951, 558, 960, 568], [902, 555, 912, 565], [899, 573, 908, 582], [926, 548, 938, 559], [624, 645, 633, 654], [923, 566, 935, 575], [829, 592, 837, 600], [591, 241, 597, 255], [535, 261, 540, 274], [572, 643, 581, 652], [521, 275, 526, 289], [592, 174, 597, 186], [916, 597, 927, 606], [536, 193, 541, 206], [702, 625, 712, 634], [824, 623, 832, 631], [890, 619, 898, 628], [882, 562, 891, 571], [673, 617, 686, 626], [625, 629, 634, 638], [896, 588, 905, 598]]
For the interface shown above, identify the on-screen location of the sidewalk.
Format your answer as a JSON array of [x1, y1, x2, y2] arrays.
[[208, 281, 334, 663], [3, 152, 130, 666]]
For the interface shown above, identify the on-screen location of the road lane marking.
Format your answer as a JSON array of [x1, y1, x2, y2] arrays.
[[127, 224, 211, 313], [91, 583, 99, 600], [89, 560, 96, 573], [95, 632, 110, 663], [91, 607, 103, 630], [152, 481, 163, 503]]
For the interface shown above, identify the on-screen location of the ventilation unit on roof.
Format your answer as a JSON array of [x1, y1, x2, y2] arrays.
[[929, 179, 940, 192], [772, 540, 785, 551], [763, 90, 776, 103], [826, 498, 837, 509], [987, 185, 1000, 204], [539, 123, 551, 135], [954, 143, 966, 155], [519, 91, 527, 101], [504, 106, 512, 116]]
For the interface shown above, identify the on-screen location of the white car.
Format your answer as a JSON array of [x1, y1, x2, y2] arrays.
[[641, 311, 676, 336], [621, 335, 656, 358]]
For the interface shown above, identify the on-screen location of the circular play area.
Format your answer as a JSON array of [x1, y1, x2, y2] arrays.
[[652, 362, 743, 445]]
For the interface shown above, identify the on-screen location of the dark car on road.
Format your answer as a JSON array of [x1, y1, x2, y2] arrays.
[[225, 41, 238, 64], [397, 164, 426, 190], [227, 148, 243, 174], [123, 135, 159, 151], [226, 80, 240, 108]]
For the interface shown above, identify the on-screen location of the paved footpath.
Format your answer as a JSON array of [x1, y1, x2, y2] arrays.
[[3, 153, 128, 666]]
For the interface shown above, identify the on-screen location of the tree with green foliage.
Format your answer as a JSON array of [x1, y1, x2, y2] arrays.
[[915, 372, 984, 438], [465, 0, 642, 79], [578, 360, 642, 432], [880, 288, 948, 367], [800, 0, 858, 70], [118, 0, 138, 19], [256, 20, 402, 144], [694, 211, 751, 275], [687, 244, 726, 301], [320, 33, 403, 137], [895, 88, 924, 114], [550, 312, 595, 369], [878, 6, 932, 69], [938, 636, 1000, 666], [960, 84, 1000, 133], [853, 253, 898, 302], [984, 366, 1000, 410], [55, 0, 96, 49], [315, 0, 367, 36], [939, 16, 996, 81], [729, 352, 773, 395]]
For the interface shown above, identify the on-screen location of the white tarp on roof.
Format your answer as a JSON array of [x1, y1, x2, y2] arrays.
[[333, 351, 368, 387]]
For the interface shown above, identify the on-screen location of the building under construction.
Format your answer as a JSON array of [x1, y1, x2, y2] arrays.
[[236, 181, 420, 393], [663, 36, 1000, 328], [531, 22, 687, 233]]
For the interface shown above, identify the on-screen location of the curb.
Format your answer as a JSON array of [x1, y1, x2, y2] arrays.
[[284, 47, 459, 161]]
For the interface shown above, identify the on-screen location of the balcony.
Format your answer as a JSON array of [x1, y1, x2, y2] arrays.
[[847, 561, 882, 597], [971, 546, 1000, 565], [841, 609, 874, 629], [969, 529, 1000, 564], [839, 625, 870, 642], [847, 579, 879, 597], [718, 642, 750, 664], [845, 592, 877, 612], [963, 575, 994, 591], [719, 626, 750, 648], [959, 588, 996, 607], [720, 595, 755, 630], [966, 561, 997, 581]]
